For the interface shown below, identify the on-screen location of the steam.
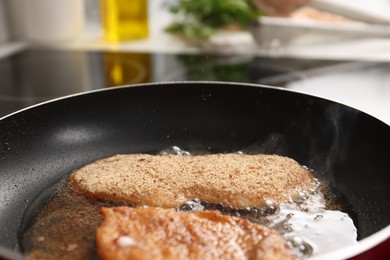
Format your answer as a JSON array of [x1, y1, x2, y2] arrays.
[[242, 133, 288, 155], [308, 104, 358, 182]]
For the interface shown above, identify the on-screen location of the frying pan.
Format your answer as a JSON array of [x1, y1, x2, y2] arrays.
[[0, 82, 389, 259]]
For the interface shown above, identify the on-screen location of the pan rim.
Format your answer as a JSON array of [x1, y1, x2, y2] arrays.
[[1, 80, 388, 127], [0, 81, 389, 259], [0, 81, 276, 121]]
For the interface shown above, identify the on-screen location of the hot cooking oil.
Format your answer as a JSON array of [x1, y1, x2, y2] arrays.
[[100, 0, 148, 42]]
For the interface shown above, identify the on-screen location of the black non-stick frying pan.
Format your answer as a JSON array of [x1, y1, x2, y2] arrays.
[[0, 82, 389, 259]]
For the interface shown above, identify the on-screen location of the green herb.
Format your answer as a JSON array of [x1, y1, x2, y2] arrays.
[[165, 0, 262, 40]]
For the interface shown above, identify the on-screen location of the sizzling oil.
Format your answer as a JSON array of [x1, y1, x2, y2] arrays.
[[21, 148, 357, 259]]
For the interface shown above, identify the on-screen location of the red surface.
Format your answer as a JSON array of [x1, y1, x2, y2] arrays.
[[351, 237, 390, 260]]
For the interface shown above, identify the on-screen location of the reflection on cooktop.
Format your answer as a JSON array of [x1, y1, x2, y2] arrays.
[[0, 48, 388, 118]]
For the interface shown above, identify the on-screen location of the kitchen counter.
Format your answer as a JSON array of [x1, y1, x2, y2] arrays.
[[22, 25, 390, 62], [10, 0, 390, 62]]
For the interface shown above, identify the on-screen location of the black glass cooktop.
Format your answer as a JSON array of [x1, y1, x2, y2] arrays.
[[0, 48, 389, 118]]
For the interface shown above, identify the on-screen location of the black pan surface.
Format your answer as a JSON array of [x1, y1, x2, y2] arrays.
[[0, 82, 389, 259]]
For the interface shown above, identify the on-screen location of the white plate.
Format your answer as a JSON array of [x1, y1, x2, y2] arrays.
[[310, 0, 390, 24], [251, 16, 390, 46]]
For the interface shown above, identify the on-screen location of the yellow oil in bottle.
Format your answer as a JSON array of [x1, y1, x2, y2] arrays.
[[100, 0, 148, 42]]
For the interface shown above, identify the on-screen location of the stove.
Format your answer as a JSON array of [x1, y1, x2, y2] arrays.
[[1, 48, 390, 124]]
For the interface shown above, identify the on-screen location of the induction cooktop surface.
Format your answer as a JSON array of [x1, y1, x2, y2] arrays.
[[1, 48, 390, 123]]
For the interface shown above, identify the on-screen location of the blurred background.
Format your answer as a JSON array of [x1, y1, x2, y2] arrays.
[[0, 0, 390, 124]]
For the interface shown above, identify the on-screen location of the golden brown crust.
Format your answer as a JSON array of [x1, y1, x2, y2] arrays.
[[96, 207, 295, 260], [71, 154, 314, 208]]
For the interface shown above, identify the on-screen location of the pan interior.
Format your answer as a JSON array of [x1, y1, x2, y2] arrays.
[[0, 82, 389, 258]]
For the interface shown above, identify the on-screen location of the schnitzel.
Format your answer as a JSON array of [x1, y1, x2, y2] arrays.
[[71, 153, 315, 209], [96, 207, 295, 260]]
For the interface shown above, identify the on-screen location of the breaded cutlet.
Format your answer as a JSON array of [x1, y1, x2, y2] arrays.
[[96, 207, 295, 260], [70, 154, 315, 209]]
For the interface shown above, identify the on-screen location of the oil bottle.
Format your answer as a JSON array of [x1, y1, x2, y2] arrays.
[[100, 0, 148, 42]]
